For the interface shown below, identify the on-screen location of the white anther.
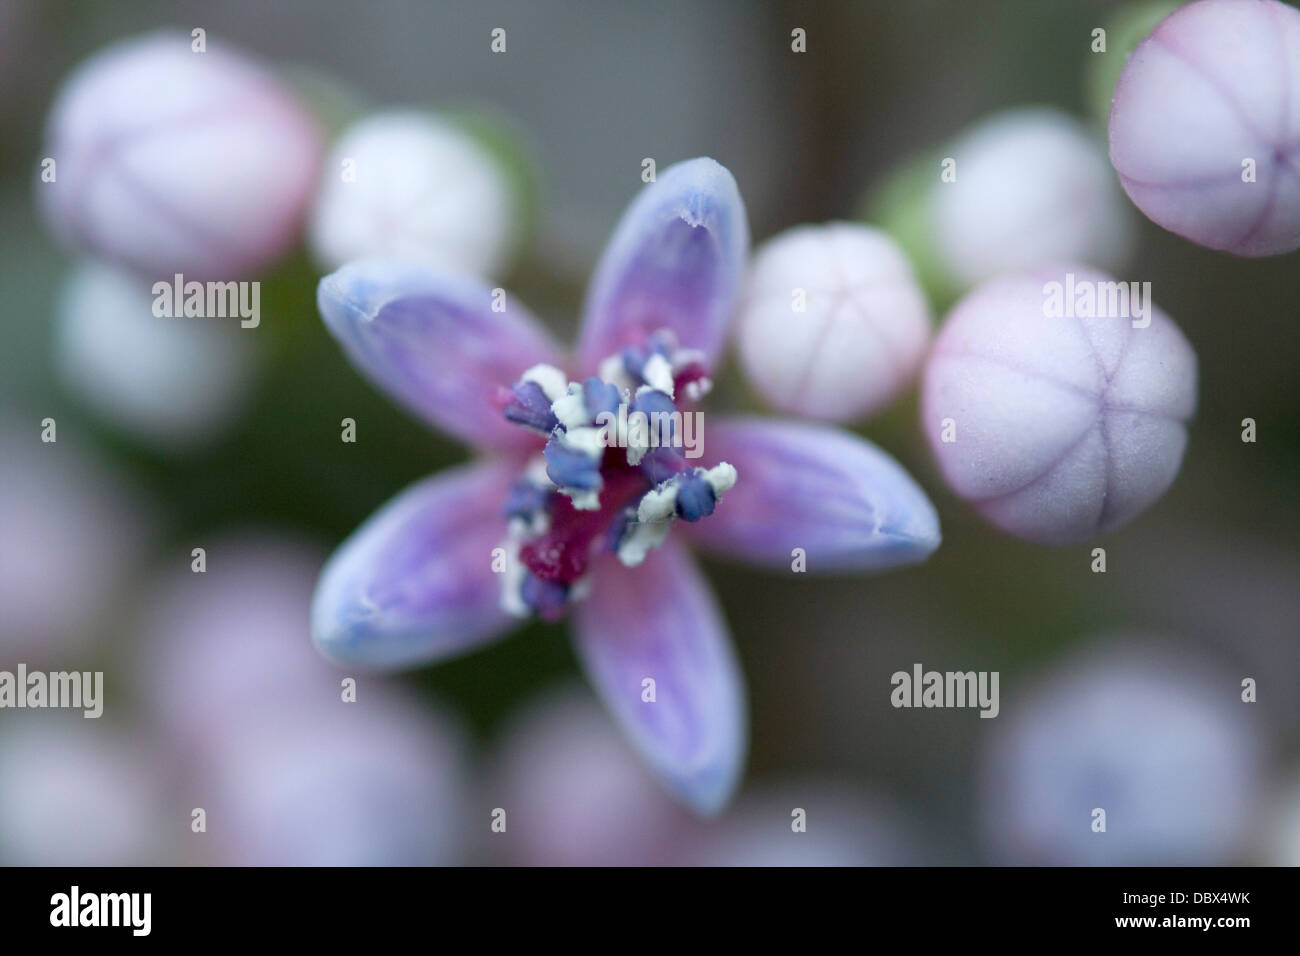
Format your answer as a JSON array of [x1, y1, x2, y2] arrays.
[[499, 539, 531, 618], [637, 482, 680, 523], [616, 519, 672, 567], [683, 376, 713, 403], [704, 462, 737, 496], [559, 424, 605, 461], [520, 363, 569, 402], [641, 352, 675, 399], [597, 354, 637, 393], [551, 382, 591, 429], [523, 455, 556, 489], [559, 487, 601, 511]]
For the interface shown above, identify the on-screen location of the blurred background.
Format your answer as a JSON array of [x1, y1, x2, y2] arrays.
[[0, 0, 1296, 865]]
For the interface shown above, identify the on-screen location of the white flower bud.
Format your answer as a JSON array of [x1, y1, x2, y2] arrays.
[[309, 110, 516, 277], [38, 30, 323, 279], [737, 222, 930, 422], [55, 261, 256, 448], [931, 107, 1133, 285]]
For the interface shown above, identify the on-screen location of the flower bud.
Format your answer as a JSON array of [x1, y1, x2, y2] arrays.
[[922, 266, 1196, 544], [1084, 1, 1181, 128], [38, 30, 323, 279], [736, 222, 930, 422], [1109, 0, 1300, 256], [55, 261, 256, 449], [981, 639, 1260, 865], [931, 107, 1133, 286], [309, 110, 517, 277]]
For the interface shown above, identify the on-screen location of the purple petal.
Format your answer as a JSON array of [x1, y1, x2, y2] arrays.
[[572, 542, 746, 814], [312, 459, 520, 669], [318, 259, 564, 451], [683, 416, 941, 571], [577, 157, 749, 373]]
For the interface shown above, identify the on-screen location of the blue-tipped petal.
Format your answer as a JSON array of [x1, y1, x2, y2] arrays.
[[312, 459, 520, 669], [318, 259, 564, 452], [683, 416, 942, 572], [573, 542, 747, 815], [577, 158, 749, 373]]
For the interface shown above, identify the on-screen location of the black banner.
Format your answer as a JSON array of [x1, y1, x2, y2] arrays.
[[0, 866, 1282, 941]]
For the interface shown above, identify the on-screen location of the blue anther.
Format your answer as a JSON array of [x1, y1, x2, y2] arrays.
[[502, 479, 553, 522], [638, 447, 686, 485], [521, 573, 569, 620], [503, 380, 559, 434], [543, 435, 603, 490], [631, 388, 678, 447], [582, 377, 622, 420], [674, 471, 717, 522]]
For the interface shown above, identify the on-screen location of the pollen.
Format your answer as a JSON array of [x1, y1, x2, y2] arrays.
[[495, 330, 736, 619]]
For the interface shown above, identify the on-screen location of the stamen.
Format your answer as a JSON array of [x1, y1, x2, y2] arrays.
[[503, 478, 553, 523], [519, 363, 568, 401], [640, 352, 675, 398], [519, 459, 648, 584], [502, 380, 560, 434], [626, 387, 676, 465], [673, 472, 717, 521], [520, 574, 570, 622], [496, 331, 737, 618], [543, 426, 606, 510]]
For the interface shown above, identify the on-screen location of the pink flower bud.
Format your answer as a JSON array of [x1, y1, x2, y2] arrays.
[[38, 30, 323, 279], [933, 107, 1133, 285], [309, 111, 517, 277], [736, 222, 930, 422], [922, 267, 1197, 544], [1109, 0, 1300, 256]]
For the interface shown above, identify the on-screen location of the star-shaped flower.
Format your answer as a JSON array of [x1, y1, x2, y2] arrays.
[[312, 158, 940, 812]]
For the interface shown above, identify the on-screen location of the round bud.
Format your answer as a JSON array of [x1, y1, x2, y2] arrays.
[[736, 222, 930, 422], [981, 640, 1260, 865], [1109, 0, 1300, 256], [55, 261, 255, 448], [931, 107, 1133, 286], [1084, 1, 1181, 129], [38, 31, 322, 279], [309, 110, 516, 277], [921, 267, 1197, 544]]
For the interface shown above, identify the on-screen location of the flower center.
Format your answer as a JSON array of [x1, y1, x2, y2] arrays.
[[496, 330, 736, 620]]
